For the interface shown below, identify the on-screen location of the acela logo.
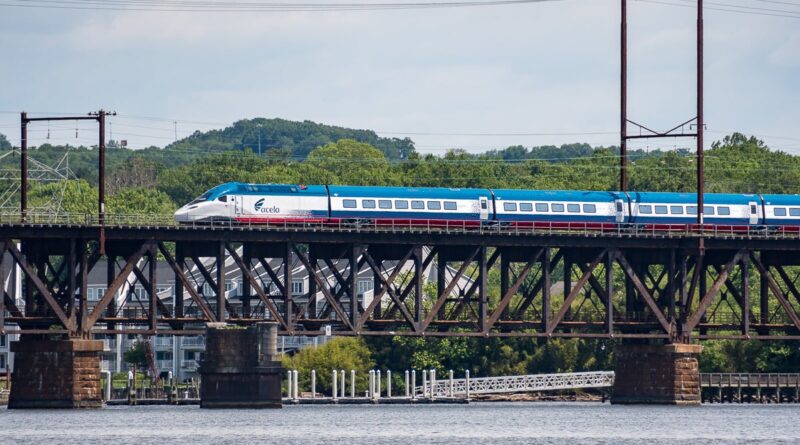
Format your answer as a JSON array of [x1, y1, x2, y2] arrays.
[[254, 198, 280, 214]]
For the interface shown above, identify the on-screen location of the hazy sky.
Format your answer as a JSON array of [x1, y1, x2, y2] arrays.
[[1, 0, 799, 154]]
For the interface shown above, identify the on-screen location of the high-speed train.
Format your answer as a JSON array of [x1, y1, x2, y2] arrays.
[[173, 182, 800, 229]]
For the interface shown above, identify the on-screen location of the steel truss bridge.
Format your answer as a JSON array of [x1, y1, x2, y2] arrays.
[[2, 216, 800, 341], [424, 371, 615, 397]]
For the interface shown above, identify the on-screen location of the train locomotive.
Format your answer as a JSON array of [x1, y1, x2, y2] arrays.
[[173, 182, 800, 230]]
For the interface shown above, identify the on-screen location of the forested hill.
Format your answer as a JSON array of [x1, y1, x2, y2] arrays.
[[167, 118, 416, 161]]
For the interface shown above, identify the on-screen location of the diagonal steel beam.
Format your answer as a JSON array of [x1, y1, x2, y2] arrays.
[[383, 246, 436, 318], [547, 250, 606, 335], [483, 248, 543, 333], [225, 243, 287, 330], [157, 242, 216, 322], [359, 248, 416, 330], [617, 252, 673, 336], [85, 241, 153, 330], [577, 261, 621, 318], [712, 263, 757, 327], [514, 249, 563, 319], [190, 255, 237, 318], [420, 247, 479, 332], [130, 260, 175, 322], [685, 251, 745, 333], [750, 253, 800, 331], [257, 258, 287, 297], [450, 248, 501, 321], [7, 241, 74, 331], [292, 243, 354, 332]]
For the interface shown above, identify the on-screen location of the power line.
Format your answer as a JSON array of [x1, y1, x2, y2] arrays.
[[0, 0, 565, 12]]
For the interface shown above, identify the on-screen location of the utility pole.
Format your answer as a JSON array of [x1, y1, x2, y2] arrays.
[[697, 0, 704, 227], [620, 0, 628, 192], [618, 0, 704, 216], [20, 112, 27, 221], [20, 109, 116, 253]]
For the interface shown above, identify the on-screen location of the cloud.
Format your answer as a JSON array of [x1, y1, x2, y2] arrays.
[[0, 0, 798, 153]]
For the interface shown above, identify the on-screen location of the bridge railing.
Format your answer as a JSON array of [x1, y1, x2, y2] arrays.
[[701, 373, 800, 388], [423, 371, 615, 397], [1, 212, 798, 240]]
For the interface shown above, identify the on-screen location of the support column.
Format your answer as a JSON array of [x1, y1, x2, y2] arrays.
[[542, 248, 551, 331], [414, 246, 423, 326], [8, 337, 104, 408], [478, 246, 487, 331], [611, 342, 703, 405], [242, 244, 252, 318], [199, 322, 282, 408]]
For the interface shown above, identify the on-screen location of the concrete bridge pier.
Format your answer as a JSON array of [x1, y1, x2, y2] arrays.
[[199, 321, 283, 408], [611, 342, 703, 405], [8, 336, 104, 409]]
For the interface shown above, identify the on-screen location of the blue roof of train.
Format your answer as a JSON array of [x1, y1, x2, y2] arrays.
[[492, 189, 621, 202], [761, 194, 800, 206], [631, 192, 757, 205], [328, 185, 490, 199], [203, 183, 327, 200]]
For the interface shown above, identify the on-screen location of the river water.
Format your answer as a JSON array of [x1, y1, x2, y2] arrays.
[[1, 402, 798, 445]]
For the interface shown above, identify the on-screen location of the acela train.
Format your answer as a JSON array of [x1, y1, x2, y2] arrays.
[[173, 182, 800, 229]]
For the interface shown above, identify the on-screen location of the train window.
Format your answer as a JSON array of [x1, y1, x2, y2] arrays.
[[775, 207, 787, 217], [395, 200, 409, 209], [718, 207, 731, 216], [343, 199, 357, 209], [444, 201, 457, 211], [790, 208, 800, 216], [583, 204, 596, 213], [687, 206, 697, 215], [616, 202, 623, 212], [481, 200, 488, 210], [411, 200, 425, 210], [363, 199, 376, 209], [703, 206, 715, 215], [218, 195, 228, 202], [379, 200, 392, 209], [552, 203, 565, 213], [535, 203, 549, 212], [567, 204, 580, 213], [638, 205, 652, 214], [504, 202, 517, 212], [670, 206, 684, 215], [655, 206, 668, 215], [427, 201, 442, 210], [520, 203, 533, 212]]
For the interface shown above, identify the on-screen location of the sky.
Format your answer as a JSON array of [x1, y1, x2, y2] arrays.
[[0, 0, 799, 155]]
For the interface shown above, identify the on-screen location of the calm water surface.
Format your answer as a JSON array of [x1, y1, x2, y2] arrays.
[[1, 402, 798, 445]]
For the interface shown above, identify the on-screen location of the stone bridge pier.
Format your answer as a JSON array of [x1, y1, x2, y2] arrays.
[[8, 336, 104, 409], [611, 342, 703, 405], [199, 321, 283, 408]]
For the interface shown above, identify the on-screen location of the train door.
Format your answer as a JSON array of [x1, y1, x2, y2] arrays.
[[479, 197, 490, 220], [614, 199, 625, 223], [234, 195, 243, 216], [748, 201, 759, 225]]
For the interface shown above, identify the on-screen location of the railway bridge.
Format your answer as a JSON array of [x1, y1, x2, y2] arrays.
[[2, 216, 800, 407]]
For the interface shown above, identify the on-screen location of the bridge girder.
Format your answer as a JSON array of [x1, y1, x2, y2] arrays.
[[1, 226, 800, 340]]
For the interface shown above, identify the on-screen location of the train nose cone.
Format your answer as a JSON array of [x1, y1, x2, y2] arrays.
[[174, 207, 190, 222]]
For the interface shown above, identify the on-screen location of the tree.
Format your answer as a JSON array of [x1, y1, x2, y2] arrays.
[[282, 337, 374, 395], [107, 187, 178, 216], [0, 133, 10, 150], [305, 139, 400, 186], [124, 341, 148, 370]]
